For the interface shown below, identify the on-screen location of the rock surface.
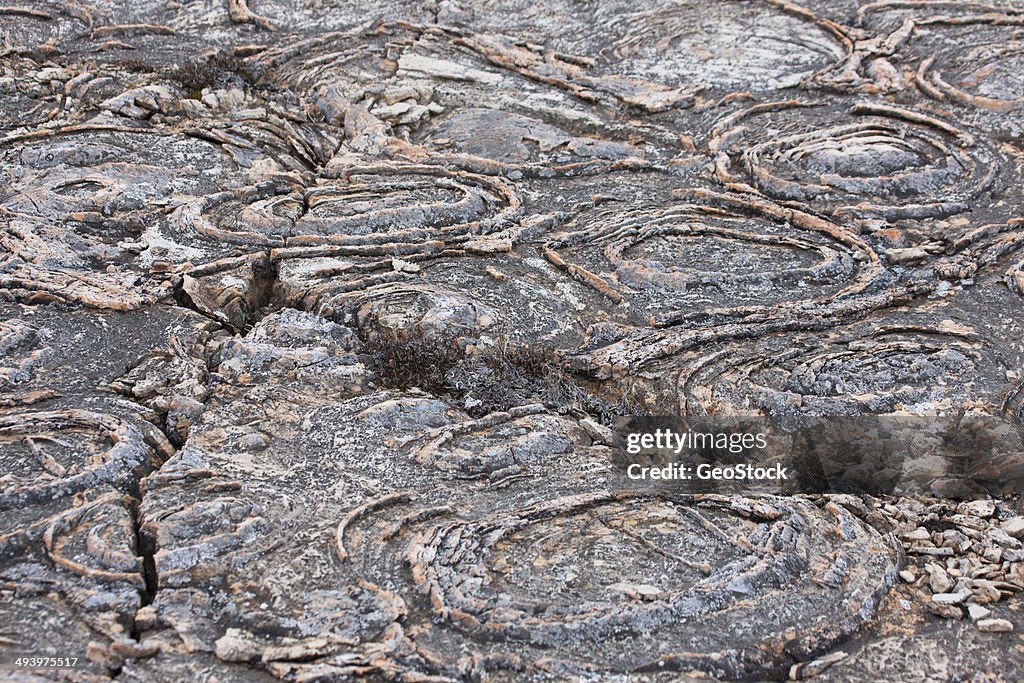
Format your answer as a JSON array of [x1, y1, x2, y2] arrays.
[[2, 0, 1024, 680]]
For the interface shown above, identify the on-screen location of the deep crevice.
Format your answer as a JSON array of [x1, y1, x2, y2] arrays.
[[171, 252, 281, 334], [136, 517, 159, 610]]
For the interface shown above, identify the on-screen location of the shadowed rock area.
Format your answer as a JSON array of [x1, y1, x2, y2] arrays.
[[2, 0, 1024, 680]]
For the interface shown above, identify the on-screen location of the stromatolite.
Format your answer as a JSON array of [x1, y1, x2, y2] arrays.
[[2, 0, 1024, 680]]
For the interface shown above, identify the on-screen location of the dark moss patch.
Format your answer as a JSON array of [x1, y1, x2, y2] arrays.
[[168, 52, 261, 95], [366, 327, 618, 419]]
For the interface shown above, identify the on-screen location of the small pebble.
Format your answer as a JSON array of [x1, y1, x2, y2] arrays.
[[976, 618, 1013, 633], [967, 604, 992, 621]]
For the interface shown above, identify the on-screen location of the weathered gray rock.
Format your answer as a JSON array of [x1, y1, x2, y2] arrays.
[[3, 0, 1024, 681], [927, 563, 954, 594], [1002, 516, 1024, 538]]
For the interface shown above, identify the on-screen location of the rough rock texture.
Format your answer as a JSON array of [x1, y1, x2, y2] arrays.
[[2, 0, 1024, 680]]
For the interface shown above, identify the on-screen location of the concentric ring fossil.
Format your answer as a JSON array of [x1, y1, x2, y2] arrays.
[[601, 207, 860, 293], [42, 493, 145, 586], [857, 3, 1024, 114], [409, 405, 587, 478], [0, 124, 257, 308], [0, 409, 162, 511], [455, 0, 850, 96], [917, 40, 1024, 113], [179, 163, 522, 248], [674, 321, 979, 418], [710, 101, 1001, 220], [341, 490, 901, 678], [857, 0, 1024, 30], [1, 126, 242, 220], [545, 189, 879, 319]]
